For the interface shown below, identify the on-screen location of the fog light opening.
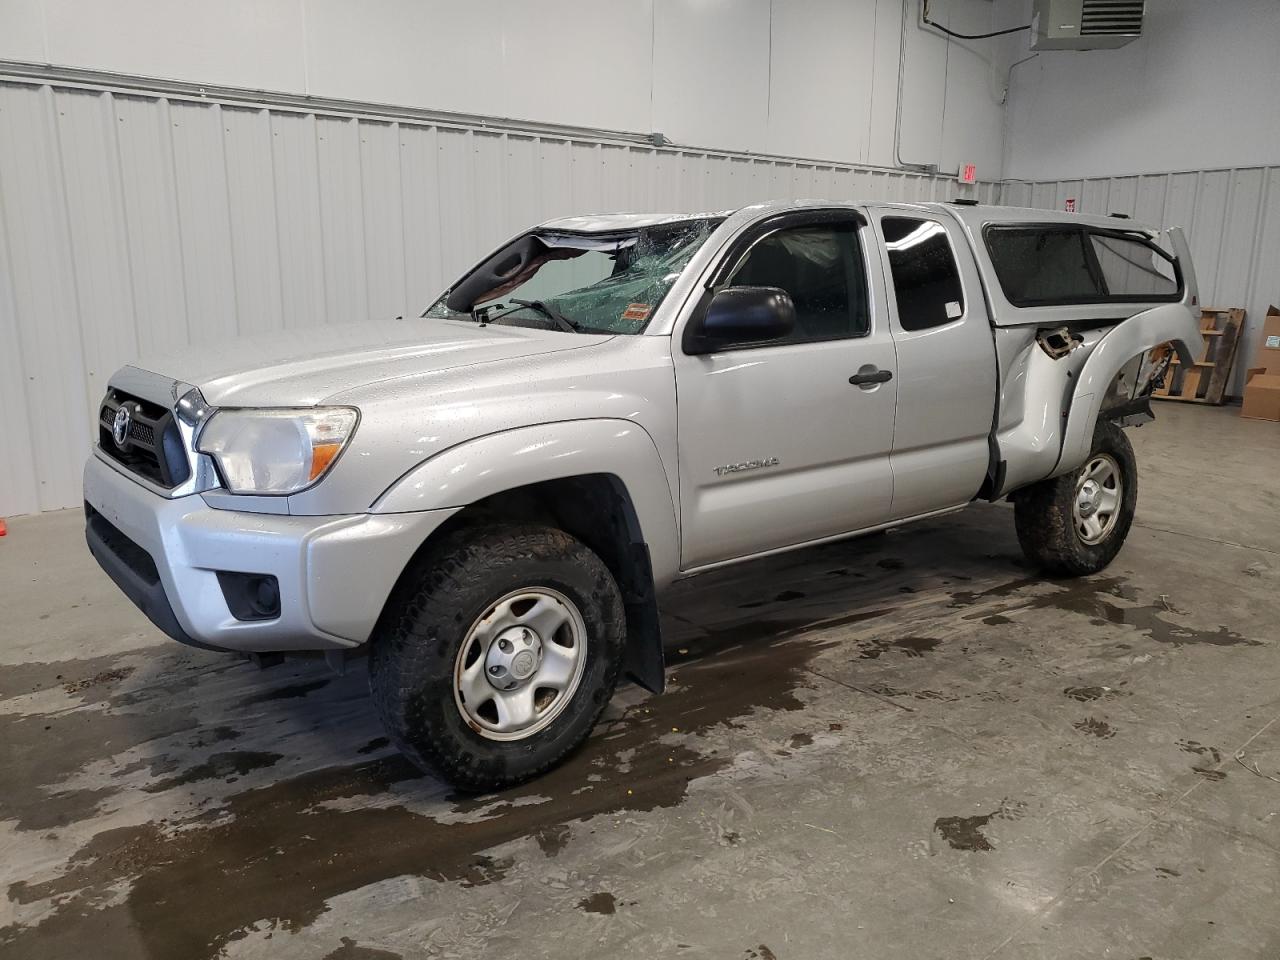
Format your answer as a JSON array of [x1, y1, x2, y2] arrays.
[[216, 571, 282, 622]]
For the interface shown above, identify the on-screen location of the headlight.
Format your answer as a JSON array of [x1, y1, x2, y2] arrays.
[[197, 407, 359, 495]]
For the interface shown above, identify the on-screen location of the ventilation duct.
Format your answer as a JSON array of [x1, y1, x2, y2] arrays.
[[1032, 0, 1144, 50]]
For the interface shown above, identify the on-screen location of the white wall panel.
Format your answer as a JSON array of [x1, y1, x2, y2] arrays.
[[53, 88, 139, 409], [399, 125, 447, 311], [303, 0, 506, 121], [1000, 164, 1280, 397], [766, 0, 877, 164], [650, 0, 771, 156], [42, 0, 308, 93], [315, 116, 370, 325], [171, 100, 239, 344], [500, 0, 655, 135], [223, 106, 286, 336], [3, 0, 1018, 176], [0, 0, 47, 62], [114, 95, 189, 353], [0, 155, 41, 515], [360, 121, 407, 322], [268, 112, 327, 329], [1004, 0, 1280, 181], [0, 73, 996, 517], [0, 83, 92, 513]]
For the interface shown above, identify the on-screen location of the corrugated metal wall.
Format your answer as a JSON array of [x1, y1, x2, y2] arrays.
[[0, 75, 997, 518], [1000, 168, 1280, 397]]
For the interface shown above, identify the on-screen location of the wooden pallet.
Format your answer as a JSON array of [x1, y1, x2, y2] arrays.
[[1152, 307, 1245, 405]]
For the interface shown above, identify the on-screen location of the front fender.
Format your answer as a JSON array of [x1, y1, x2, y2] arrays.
[[370, 419, 680, 587], [1051, 303, 1203, 478]]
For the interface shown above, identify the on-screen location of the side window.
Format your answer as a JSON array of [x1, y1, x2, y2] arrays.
[[726, 223, 868, 342], [881, 217, 964, 331], [1089, 233, 1178, 298], [985, 226, 1181, 306], [985, 227, 1099, 305]]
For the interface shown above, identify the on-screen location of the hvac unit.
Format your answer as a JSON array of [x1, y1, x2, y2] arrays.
[[1031, 0, 1144, 50]]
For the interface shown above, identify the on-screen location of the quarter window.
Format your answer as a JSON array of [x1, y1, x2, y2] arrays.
[[726, 222, 869, 342], [1089, 233, 1179, 298], [985, 227, 1096, 304], [881, 217, 964, 331], [985, 225, 1180, 306]]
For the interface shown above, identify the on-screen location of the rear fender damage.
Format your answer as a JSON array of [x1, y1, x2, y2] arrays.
[[995, 304, 1203, 497], [1049, 303, 1202, 480]]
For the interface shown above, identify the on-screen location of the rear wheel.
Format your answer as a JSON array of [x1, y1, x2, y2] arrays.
[[1014, 420, 1137, 576], [369, 525, 626, 791]]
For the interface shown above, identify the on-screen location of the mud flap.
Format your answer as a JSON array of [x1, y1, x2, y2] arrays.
[[1104, 394, 1154, 428], [621, 542, 666, 694]]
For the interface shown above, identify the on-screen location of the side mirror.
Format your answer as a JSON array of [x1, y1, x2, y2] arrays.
[[685, 286, 796, 354]]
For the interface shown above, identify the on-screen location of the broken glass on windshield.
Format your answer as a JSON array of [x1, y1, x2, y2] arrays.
[[425, 217, 724, 334]]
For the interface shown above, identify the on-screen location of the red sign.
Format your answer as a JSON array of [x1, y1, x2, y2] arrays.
[[959, 163, 977, 185], [1065, 198, 1077, 213]]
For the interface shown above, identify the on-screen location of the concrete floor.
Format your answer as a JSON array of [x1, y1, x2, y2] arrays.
[[2, 403, 1279, 960]]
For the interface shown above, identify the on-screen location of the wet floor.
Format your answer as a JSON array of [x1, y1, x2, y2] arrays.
[[2, 404, 1279, 959]]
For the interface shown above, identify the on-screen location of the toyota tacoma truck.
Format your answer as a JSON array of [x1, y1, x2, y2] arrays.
[[84, 200, 1204, 790]]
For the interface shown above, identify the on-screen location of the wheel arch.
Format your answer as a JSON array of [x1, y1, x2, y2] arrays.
[[370, 420, 678, 693], [1050, 303, 1203, 480]]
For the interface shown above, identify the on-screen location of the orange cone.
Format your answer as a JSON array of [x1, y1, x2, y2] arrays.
[[0, 519, 6, 536]]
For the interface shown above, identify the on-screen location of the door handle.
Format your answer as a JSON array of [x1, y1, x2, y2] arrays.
[[849, 367, 893, 386]]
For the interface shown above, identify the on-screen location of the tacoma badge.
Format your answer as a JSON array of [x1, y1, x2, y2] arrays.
[[714, 456, 780, 477]]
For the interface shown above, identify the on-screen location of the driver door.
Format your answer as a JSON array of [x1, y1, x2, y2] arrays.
[[673, 211, 898, 569]]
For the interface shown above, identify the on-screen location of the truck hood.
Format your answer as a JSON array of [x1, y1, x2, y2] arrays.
[[130, 319, 609, 406]]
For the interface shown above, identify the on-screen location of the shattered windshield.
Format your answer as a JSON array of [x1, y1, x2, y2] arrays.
[[425, 217, 723, 334]]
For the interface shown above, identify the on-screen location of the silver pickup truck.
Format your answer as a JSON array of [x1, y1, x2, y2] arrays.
[[84, 200, 1204, 789]]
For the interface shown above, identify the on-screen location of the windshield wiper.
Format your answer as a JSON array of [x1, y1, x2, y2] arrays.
[[506, 298, 580, 333]]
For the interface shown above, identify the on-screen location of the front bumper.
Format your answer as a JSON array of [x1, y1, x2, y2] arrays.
[[83, 453, 456, 652]]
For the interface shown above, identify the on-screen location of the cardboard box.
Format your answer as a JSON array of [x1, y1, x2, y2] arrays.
[[1241, 372, 1280, 421], [1239, 305, 1280, 420], [1257, 305, 1280, 372]]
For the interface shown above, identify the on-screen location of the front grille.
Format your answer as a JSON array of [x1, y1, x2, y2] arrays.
[[129, 421, 155, 445], [98, 389, 192, 489]]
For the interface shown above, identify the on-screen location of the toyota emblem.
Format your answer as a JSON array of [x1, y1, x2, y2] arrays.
[[112, 404, 132, 449]]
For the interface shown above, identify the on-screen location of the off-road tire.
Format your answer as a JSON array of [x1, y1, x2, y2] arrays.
[[369, 524, 626, 792], [1014, 420, 1138, 577]]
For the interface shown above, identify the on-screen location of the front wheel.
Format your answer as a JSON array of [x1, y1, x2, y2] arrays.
[[1014, 420, 1138, 576], [369, 525, 626, 791]]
